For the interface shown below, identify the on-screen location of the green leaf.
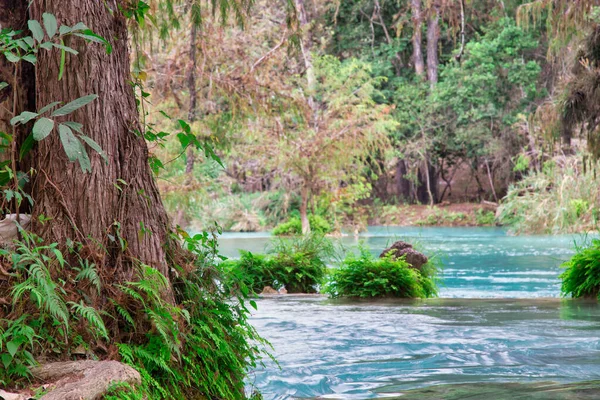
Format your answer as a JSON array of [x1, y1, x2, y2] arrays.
[[22, 36, 34, 48], [39, 42, 53, 50], [4, 52, 20, 63], [28, 19, 44, 42], [32, 118, 55, 141], [79, 134, 108, 163], [6, 341, 19, 358], [58, 124, 81, 162], [77, 141, 91, 173], [19, 134, 35, 160], [0, 82, 8, 91], [51, 94, 98, 117], [74, 30, 112, 54], [1, 353, 12, 369], [11, 111, 39, 126], [250, 300, 257, 310], [63, 121, 83, 133], [42, 13, 58, 38], [58, 40, 66, 81], [58, 25, 72, 35], [22, 54, 36, 64], [70, 22, 88, 32], [38, 101, 61, 114], [52, 43, 78, 55]]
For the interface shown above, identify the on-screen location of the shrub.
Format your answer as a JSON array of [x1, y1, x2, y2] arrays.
[[269, 234, 335, 293], [475, 209, 496, 226], [498, 157, 599, 234], [560, 239, 600, 299], [272, 215, 332, 236], [223, 234, 335, 293], [325, 249, 438, 299], [221, 251, 273, 293]]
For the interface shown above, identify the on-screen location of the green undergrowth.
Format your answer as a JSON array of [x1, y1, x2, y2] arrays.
[[560, 238, 600, 299], [0, 228, 269, 399], [272, 214, 332, 236], [499, 157, 600, 234], [325, 248, 439, 299], [222, 234, 335, 293]]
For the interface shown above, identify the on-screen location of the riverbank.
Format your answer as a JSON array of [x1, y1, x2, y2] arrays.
[[366, 202, 497, 227]]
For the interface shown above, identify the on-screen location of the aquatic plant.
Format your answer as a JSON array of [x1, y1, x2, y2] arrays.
[[560, 239, 600, 299], [325, 248, 438, 299], [223, 234, 335, 293]]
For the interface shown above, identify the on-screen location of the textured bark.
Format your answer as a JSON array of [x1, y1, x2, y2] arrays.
[[411, 0, 425, 76], [426, 1, 440, 86], [28, 1, 173, 283], [32, 360, 140, 400], [395, 159, 411, 201]]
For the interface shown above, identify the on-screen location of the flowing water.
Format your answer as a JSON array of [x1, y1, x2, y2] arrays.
[[218, 227, 600, 399]]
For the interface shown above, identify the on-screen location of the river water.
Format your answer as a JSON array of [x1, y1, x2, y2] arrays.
[[218, 227, 600, 399]]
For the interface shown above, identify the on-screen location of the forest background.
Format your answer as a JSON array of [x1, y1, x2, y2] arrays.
[[146, 0, 600, 236]]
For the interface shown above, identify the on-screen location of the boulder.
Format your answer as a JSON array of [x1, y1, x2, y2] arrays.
[[32, 360, 140, 400], [260, 286, 278, 295], [379, 241, 428, 270]]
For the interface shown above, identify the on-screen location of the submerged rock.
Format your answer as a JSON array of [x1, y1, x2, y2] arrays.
[[379, 241, 428, 270]]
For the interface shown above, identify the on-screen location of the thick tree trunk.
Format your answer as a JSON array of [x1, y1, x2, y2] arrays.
[[411, 0, 425, 77], [29, 1, 173, 283], [426, 1, 440, 87]]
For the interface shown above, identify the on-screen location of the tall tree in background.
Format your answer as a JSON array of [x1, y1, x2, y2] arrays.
[[426, 0, 440, 86], [411, 0, 425, 76]]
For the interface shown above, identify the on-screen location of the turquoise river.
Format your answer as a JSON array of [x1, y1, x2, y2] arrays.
[[217, 227, 600, 400]]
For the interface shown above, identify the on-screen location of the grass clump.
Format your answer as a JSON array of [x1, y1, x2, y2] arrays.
[[223, 234, 335, 293], [560, 239, 600, 299], [325, 248, 438, 299], [272, 215, 332, 236]]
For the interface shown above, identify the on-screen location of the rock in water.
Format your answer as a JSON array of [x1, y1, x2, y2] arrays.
[[261, 286, 278, 295], [379, 241, 428, 270]]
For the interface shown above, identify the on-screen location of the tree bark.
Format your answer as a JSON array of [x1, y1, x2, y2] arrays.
[[426, 1, 440, 87], [29, 1, 173, 284], [300, 185, 310, 235], [411, 0, 425, 77]]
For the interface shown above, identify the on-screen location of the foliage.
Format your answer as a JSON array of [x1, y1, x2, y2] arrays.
[[272, 215, 332, 236], [325, 248, 438, 299], [223, 234, 335, 294], [560, 239, 600, 299], [498, 157, 599, 234], [475, 209, 497, 226]]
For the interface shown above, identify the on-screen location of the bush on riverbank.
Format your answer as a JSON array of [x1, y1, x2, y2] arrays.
[[498, 157, 599, 234], [325, 249, 438, 299], [560, 239, 600, 299], [223, 234, 334, 293], [272, 215, 332, 236]]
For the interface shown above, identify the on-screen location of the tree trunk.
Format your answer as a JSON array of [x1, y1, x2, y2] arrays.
[[395, 159, 412, 202], [295, 0, 317, 125], [185, 21, 198, 180], [300, 186, 310, 235], [411, 0, 425, 77], [29, 1, 173, 284], [426, 1, 440, 87]]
